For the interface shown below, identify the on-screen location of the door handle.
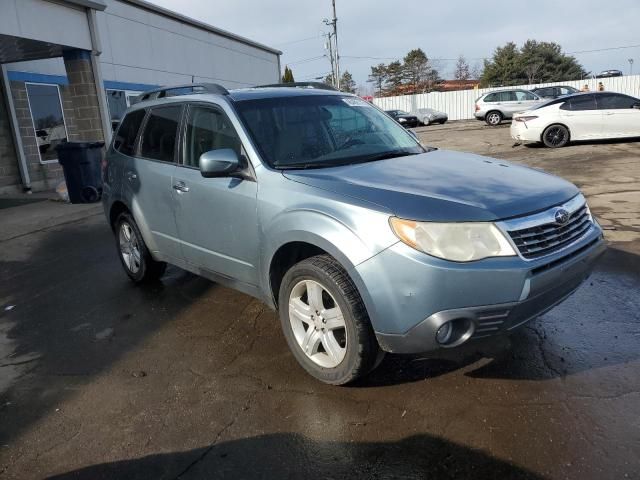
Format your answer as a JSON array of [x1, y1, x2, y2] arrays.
[[173, 181, 189, 193], [126, 171, 137, 181], [604, 112, 615, 115]]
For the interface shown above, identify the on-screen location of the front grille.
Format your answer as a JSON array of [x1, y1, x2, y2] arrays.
[[508, 205, 591, 259]]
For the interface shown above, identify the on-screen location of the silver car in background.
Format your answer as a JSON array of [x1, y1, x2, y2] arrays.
[[475, 89, 544, 126], [413, 107, 448, 126]]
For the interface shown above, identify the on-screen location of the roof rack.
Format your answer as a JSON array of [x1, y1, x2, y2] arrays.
[[136, 83, 229, 102], [253, 82, 338, 91]]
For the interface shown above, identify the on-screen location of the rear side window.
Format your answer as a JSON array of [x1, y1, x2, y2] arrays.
[[597, 93, 638, 109], [561, 95, 597, 111], [140, 105, 182, 162], [113, 109, 145, 156], [484, 93, 497, 102]]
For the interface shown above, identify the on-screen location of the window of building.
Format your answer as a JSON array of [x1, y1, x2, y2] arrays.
[[140, 105, 182, 162], [25, 83, 68, 163], [106, 89, 143, 121]]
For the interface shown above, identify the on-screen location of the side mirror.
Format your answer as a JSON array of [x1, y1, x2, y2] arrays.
[[199, 149, 240, 178]]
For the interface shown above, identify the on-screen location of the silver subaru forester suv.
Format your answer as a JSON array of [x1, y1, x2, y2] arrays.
[[103, 83, 604, 384]]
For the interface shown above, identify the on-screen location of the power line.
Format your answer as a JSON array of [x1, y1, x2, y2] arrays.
[[274, 35, 322, 47], [285, 55, 326, 66], [568, 44, 640, 55]]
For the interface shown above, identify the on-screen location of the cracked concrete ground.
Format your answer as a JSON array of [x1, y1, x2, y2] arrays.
[[1, 121, 639, 479]]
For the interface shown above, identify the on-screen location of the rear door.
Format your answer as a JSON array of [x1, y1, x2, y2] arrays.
[[514, 90, 540, 111], [124, 104, 183, 261], [559, 95, 602, 140], [498, 91, 519, 116], [597, 93, 640, 138], [172, 102, 259, 286]]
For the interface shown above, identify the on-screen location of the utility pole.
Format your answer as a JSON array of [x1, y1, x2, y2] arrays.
[[323, 1, 340, 89], [324, 32, 336, 86]]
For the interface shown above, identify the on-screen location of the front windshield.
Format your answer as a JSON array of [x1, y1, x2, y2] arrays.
[[235, 95, 425, 169]]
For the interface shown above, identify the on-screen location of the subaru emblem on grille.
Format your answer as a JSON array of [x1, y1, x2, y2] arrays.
[[554, 208, 570, 225]]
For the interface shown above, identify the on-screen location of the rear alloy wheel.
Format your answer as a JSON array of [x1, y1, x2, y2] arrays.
[[485, 111, 503, 126], [542, 124, 570, 148], [279, 255, 381, 385], [115, 212, 166, 283]]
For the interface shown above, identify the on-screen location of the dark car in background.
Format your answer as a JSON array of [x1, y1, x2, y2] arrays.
[[596, 70, 623, 78], [531, 85, 579, 99], [385, 110, 419, 128]]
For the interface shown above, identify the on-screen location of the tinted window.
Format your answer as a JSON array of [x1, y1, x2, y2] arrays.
[[484, 93, 497, 102], [561, 95, 597, 111], [140, 105, 182, 162], [113, 109, 145, 156], [515, 91, 536, 101], [497, 91, 517, 102], [560, 87, 577, 95], [535, 88, 552, 97], [183, 106, 242, 168], [106, 90, 127, 121], [597, 93, 638, 109]]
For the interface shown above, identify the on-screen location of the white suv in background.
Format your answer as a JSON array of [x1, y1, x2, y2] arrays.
[[475, 89, 544, 126]]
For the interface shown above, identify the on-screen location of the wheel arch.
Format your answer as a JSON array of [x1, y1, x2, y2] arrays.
[[109, 200, 130, 231]]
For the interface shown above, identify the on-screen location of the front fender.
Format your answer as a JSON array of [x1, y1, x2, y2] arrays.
[[260, 206, 397, 317]]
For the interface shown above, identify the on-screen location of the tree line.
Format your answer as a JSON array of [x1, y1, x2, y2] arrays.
[[281, 65, 357, 94], [366, 40, 587, 97]]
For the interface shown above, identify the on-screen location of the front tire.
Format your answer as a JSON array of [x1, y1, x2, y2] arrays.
[[485, 111, 503, 126], [278, 255, 381, 385], [115, 212, 166, 283], [542, 124, 570, 148]]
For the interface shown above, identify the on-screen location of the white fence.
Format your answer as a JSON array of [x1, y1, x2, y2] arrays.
[[372, 75, 640, 121]]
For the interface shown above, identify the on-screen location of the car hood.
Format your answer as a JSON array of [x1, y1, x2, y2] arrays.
[[283, 150, 579, 222]]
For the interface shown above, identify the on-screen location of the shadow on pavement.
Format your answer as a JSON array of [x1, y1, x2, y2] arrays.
[[45, 432, 542, 480], [0, 218, 216, 446]]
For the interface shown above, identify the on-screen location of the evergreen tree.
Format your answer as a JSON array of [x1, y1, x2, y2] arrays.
[[367, 63, 388, 96], [340, 71, 356, 93], [281, 66, 295, 83]]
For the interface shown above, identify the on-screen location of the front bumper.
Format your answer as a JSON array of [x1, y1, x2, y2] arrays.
[[353, 224, 605, 354]]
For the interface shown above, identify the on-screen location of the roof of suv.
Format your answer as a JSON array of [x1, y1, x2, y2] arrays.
[[228, 87, 346, 102]]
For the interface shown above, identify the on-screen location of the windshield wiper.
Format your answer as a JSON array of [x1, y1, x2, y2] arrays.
[[362, 150, 421, 162]]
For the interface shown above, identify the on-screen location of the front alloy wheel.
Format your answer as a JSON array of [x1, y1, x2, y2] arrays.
[[486, 111, 503, 126], [279, 255, 381, 385], [289, 279, 347, 368]]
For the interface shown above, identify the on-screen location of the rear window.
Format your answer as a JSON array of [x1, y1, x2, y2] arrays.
[[113, 109, 145, 156], [140, 105, 182, 162], [561, 95, 597, 111]]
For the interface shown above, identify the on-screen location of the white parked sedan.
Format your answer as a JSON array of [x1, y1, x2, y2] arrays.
[[510, 92, 640, 147]]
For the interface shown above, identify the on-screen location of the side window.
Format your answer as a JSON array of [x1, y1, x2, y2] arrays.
[[497, 91, 517, 102], [597, 93, 637, 109], [183, 105, 242, 168], [113, 109, 146, 156], [564, 95, 597, 111], [484, 93, 497, 102], [515, 91, 536, 101], [140, 105, 182, 162]]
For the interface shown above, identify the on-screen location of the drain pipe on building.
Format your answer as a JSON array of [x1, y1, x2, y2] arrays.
[[86, 8, 112, 145], [1, 64, 31, 193]]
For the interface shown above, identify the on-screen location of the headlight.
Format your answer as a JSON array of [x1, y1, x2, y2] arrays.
[[389, 217, 517, 262]]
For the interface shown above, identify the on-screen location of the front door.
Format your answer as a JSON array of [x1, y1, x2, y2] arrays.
[[597, 93, 640, 138], [559, 94, 602, 140], [173, 103, 260, 287]]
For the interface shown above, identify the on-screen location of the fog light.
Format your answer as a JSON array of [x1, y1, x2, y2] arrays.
[[436, 322, 453, 345]]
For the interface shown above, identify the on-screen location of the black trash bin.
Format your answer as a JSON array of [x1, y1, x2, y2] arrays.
[[56, 141, 105, 203]]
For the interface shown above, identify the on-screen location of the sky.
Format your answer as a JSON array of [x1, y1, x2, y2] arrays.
[[147, 0, 640, 91]]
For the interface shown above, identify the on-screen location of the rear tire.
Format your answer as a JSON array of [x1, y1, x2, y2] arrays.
[[115, 212, 166, 283], [485, 111, 503, 126], [542, 124, 570, 148], [278, 254, 381, 385]]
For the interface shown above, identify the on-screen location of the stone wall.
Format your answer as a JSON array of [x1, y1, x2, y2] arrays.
[[0, 81, 21, 193]]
